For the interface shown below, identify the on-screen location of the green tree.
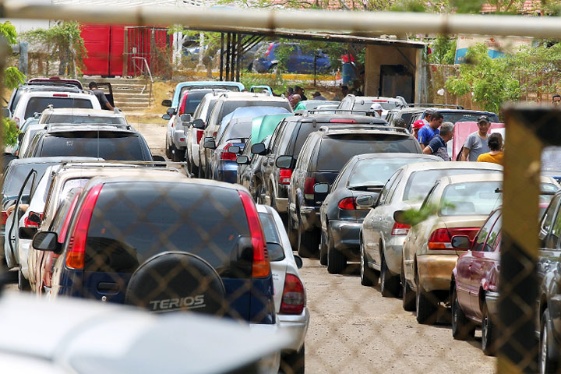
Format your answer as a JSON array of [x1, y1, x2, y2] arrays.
[[445, 43, 520, 113], [429, 35, 457, 65], [1, 21, 25, 147], [21, 21, 86, 76]]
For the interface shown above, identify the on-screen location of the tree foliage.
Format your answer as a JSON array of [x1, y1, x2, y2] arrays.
[[0, 21, 23, 146], [429, 35, 456, 65], [20, 21, 86, 76]]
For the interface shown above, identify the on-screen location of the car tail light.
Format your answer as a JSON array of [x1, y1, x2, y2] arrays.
[[280, 273, 306, 315], [428, 227, 480, 250], [338, 197, 356, 210], [218, 142, 237, 161], [196, 129, 204, 144], [52, 93, 69, 97], [0, 211, 8, 225], [66, 184, 103, 269], [391, 222, 411, 236], [179, 136, 186, 142], [304, 177, 316, 200], [329, 119, 357, 123], [23, 211, 43, 228], [239, 191, 271, 278], [278, 168, 292, 185]]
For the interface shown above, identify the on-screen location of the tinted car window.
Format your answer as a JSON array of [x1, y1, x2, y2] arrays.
[[316, 135, 419, 170], [2, 163, 53, 198], [85, 182, 249, 274], [348, 159, 420, 187], [403, 168, 502, 202], [258, 211, 284, 261], [34, 133, 148, 160], [24, 98, 94, 119], [472, 209, 501, 252], [440, 111, 499, 124]]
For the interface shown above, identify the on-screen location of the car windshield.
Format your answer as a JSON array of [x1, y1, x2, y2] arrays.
[[403, 168, 502, 202], [440, 181, 502, 216], [37, 133, 148, 160]]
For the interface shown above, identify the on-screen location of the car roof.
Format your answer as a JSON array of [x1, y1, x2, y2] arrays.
[[7, 156, 104, 167], [86, 173, 247, 189], [287, 113, 387, 124], [40, 108, 125, 117], [400, 160, 503, 172], [352, 153, 441, 161], [44, 124, 136, 133], [52, 163, 185, 180], [216, 92, 288, 102], [17, 91, 95, 99]]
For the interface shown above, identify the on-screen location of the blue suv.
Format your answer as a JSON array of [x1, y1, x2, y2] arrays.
[[253, 42, 331, 74]]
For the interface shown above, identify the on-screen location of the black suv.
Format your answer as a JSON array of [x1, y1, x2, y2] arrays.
[[282, 125, 422, 258], [250, 113, 387, 227]]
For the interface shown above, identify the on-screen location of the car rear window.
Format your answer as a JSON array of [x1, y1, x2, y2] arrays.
[[2, 163, 54, 197], [84, 182, 250, 275], [24, 97, 94, 119], [35, 133, 148, 160], [316, 135, 420, 170], [404, 168, 502, 202], [258, 211, 285, 262], [440, 181, 502, 216]]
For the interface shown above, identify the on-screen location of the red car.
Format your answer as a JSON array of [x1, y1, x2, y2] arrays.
[[450, 208, 502, 356]]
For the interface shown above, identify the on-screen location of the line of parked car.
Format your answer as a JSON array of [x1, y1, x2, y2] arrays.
[[166, 80, 561, 372]]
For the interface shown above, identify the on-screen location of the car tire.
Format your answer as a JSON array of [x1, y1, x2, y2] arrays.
[[360, 241, 378, 286], [287, 213, 298, 250], [165, 137, 172, 159], [540, 308, 559, 373], [401, 264, 415, 312], [298, 224, 319, 259], [280, 344, 305, 374], [380, 254, 399, 297], [319, 233, 328, 266], [327, 238, 346, 274], [18, 268, 31, 291], [481, 303, 496, 356], [172, 148, 185, 163], [451, 287, 475, 340], [416, 281, 438, 325], [125, 251, 226, 316]]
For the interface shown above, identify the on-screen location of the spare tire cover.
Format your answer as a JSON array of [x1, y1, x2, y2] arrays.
[[125, 251, 226, 316]]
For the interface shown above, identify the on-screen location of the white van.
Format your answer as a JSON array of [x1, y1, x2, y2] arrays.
[[12, 91, 101, 128]]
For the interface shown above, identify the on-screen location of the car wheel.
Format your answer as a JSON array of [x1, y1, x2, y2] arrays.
[[18, 268, 31, 292], [360, 240, 379, 286], [125, 251, 226, 316], [172, 148, 185, 162], [327, 237, 346, 274], [280, 344, 305, 374], [319, 232, 328, 266], [540, 308, 559, 373], [287, 212, 298, 249], [481, 303, 496, 356], [380, 254, 399, 297], [298, 223, 319, 259], [401, 263, 415, 312], [451, 287, 475, 339], [165, 137, 172, 159], [416, 279, 438, 325]]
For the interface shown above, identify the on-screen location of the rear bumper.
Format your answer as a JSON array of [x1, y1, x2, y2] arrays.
[[330, 220, 362, 260], [278, 307, 310, 352], [173, 130, 186, 149], [384, 236, 407, 276], [249, 323, 282, 372], [417, 254, 457, 293]]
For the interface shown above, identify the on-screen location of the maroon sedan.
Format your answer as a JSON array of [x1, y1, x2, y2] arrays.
[[450, 208, 502, 356]]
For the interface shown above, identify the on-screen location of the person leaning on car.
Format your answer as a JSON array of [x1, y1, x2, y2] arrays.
[[422, 121, 454, 161], [89, 82, 114, 111], [460, 115, 491, 161]]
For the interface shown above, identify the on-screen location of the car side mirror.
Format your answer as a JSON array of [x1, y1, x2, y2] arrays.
[[166, 108, 176, 116], [237, 155, 250, 164], [162, 114, 171, 121], [451, 235, 471, 249], [32, 231, 62, 254], [161, 99, 172, 107], [228, 145, 241, 154], [192, 119, 205, 129], [251, 142, 267, 155], [204, 138, 216, 149], [275, 155, 294, 169], [294, 255, 303, 269]]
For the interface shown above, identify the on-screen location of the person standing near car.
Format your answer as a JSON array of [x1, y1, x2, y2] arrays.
[[460, 115, 491, 161], [294, 86, 307, 101], [553, 94, 561, 106], [422, 122, 454, 161], [418, 111, 443, 148], [477, 132, 504, 165], [89, 82, 114, 111]]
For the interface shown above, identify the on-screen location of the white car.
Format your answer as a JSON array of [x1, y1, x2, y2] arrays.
[[257, 204, 309, 374], [0, 292, 291, 373], [11, 91, 101, 128]]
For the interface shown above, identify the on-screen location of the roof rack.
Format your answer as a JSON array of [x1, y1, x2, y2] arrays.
[[318, 124, 408, 134], [406, 103, 464, 109]]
